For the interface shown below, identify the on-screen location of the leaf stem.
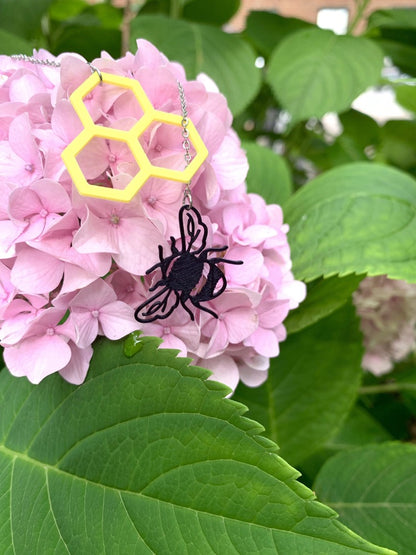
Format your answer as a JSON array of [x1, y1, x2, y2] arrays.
[[347, 0, 372, 35], [121, 0, 135, 56], [359, 382, 416, 395], [170, 0, 182, 19]]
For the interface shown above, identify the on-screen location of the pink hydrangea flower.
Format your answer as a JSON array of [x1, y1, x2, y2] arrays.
[[0, 41, 305, 388], [353, 275, 416, 375]]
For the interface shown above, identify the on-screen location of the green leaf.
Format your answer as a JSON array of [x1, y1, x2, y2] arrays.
[[366, 10, 416, 76], [340, 109, 381, 152], [267, 28, 384, 124], [244, 11, 312, 57], [183, 0, 240, 26], [0, 0, 52, 40], [130, 15, 261, 115], [380, 120, 416, 173], [285, 274, 364, 334], [395, 84, 416, 113], [234, 303, 363, 466], [0, 337, 394, 554], [367, 8, 416, 30], [51, 26, 122, 60], [243, 141, 293, 205], [314, 443, 416, 555], [0, 29, 32, 55], [284, 162, 416, 283], [301, 406, 393, 483]]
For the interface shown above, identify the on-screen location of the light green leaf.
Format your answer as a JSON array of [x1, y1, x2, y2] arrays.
[[0, 337, 393, 553], [284, 162, 416, 283], [285, 274, 363, 334], [314, 443, 416, 555], [243, 141, 293, 205], [130, 15, 261, 115], [395, 84, 416, 113], [234, 303, 363, 466], [267, 28, 384, 124]]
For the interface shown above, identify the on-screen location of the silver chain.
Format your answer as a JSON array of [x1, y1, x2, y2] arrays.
[[177, 80, 193, 208], [10, 54, 103, 81], [10, 54, 192, 205], [11, 54, 61, 68]]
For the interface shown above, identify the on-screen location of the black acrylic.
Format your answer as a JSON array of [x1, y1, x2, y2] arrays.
[[134, 205, 243, 323]]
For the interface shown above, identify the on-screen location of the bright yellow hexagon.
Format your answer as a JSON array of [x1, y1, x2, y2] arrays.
[[61, 71, 208, 203]]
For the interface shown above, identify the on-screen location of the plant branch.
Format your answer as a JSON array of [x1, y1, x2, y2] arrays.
[[359, 382, 416, 395], [121, 0, 135, 56], [348, 0, 372, 35]]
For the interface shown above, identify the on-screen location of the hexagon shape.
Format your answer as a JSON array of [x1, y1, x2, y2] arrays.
[[141, 110, 208, 184], [69, 71, 154, 129], [62, 126, 153, 202], [62, 71, 208, 202]]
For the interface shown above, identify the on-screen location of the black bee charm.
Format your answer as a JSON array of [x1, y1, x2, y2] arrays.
[[134, 205, 243, 323]]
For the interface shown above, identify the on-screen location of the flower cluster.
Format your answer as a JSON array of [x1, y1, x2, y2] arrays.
[[353, 275, 416, 376], [0, 41, 305, 389]]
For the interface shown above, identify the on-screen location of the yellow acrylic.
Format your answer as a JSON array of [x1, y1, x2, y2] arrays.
[[61, 71, 208, 202]]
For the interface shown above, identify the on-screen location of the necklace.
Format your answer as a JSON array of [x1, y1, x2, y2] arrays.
[[9, 53, 243, 322]]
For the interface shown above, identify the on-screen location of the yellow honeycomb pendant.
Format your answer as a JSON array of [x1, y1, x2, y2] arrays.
[[61, 72, 208, 202]]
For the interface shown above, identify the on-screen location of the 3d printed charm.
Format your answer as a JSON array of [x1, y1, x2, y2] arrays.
[[61, 72, 208, 202], [134, 205, 243, 323]]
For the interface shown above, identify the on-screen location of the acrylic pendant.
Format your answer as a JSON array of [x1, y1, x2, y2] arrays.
[[135, 205, 243, 323]]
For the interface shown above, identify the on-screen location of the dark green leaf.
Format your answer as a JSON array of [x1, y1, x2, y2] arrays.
[[0, 0, 53, 40], [284, 162, 416, 283], [367, 9, 416, 32], [243, 141, 293, 205], [380, 120, 416, 173], [51, 26, 121, 60], [340, 109, 381, 151], [130, 15, 261, 115], [267, 28, 384, 124], [234, 303, 363, 466], [301, 406, 393, 483], [244, 11, 312, 57], [183, 0, 240, 26], [285, 274, 364, 334], [315, 443, 416, 555], [0, 337, 392, 553], [0, 29, 32, 55]]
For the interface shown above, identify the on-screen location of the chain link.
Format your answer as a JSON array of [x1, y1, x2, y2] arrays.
[[11, 54, 193, 206], [11, 54, 61, 68], [177, 80, 193, 209]]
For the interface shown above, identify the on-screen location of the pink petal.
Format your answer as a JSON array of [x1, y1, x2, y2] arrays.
[[71, 311, 99, 348], [98, 301, 138, 340], [59, 342, 93, 385], [159, 334, 187, 357], [70, 279, 116, 309], [11, 246, 63, 294], [9, 188, 43, 220], [245, 328, 280, 358], [225, 308, 258, 344], [224, 246, 263, 285], [203, 354, 240, 392], [4, 334, 72, 384]]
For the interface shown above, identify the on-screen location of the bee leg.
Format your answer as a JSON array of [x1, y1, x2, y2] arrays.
[[189, 298, 219, 319], [179, 296, 195, 321]]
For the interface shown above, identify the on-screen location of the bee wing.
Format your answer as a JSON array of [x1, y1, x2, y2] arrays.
[[179, 205, 208, 254], [134, 286, 179, 323]]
